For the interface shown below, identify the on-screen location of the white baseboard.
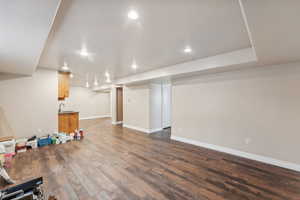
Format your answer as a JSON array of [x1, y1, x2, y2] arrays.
[[80, 115, 111, 120], [112, 121, 123, 125], [123, 124, 163, 134], [149, 128, 163, 133], [123, 124, 150, 134], [171, 135, 300, 172]]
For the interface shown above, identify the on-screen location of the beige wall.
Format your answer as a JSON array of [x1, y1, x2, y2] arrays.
[[172, 62, 300, 165], [123, 85, 150, 130], [65, 87, 111, 119], [0, 69, 58, 138], [162, 83, 172, 128], [149, 84, 162, 131], [123, 84, 167, 132]]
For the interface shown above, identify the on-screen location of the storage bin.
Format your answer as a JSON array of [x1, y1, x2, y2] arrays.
[[51, 137, 57, 144], [0, 140, 16, 154], [38, 137, 51, 147]]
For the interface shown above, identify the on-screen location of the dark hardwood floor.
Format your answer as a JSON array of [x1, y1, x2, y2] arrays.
[[149, 128, 171, 141], [1, 118, 300, 200]]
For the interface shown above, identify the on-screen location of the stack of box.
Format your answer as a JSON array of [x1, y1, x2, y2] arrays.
[[0, 137, 15, 154], [26, 136, 38, 149], [0, 137, 16, 168], [0, 129, 86, 170], [15, 138, 27, 153], [59, 133, 68, 143], [0, 144, 6, 167], [26, 140, 38, 149]]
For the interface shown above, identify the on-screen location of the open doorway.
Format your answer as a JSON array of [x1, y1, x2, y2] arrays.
[[149, 82, 172, 140], [157, 83, 172, 139], [116, 87, 123, 123], [162, 83, 171, 129]]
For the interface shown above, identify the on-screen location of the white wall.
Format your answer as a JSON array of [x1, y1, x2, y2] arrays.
[[0, 69, 58, 138], [162, 84, 172, 128], [123, 85, 150, 131], [149, 84, 162, 131], [172, 62, 300, 166], [64, 87, 111, 119]]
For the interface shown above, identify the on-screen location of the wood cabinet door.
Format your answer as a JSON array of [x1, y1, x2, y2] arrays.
[[64, 73, 70, 98], [58, 73, 65, 99], [116, 87, 123, 122], [69, 113, 79, 133], [59, 113, 78, 133], [58, 72, 70, 100], [59, 114, 69, 133]]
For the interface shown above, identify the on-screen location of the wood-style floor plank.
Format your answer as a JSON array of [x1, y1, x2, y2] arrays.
[[1, 118, 299, 200]]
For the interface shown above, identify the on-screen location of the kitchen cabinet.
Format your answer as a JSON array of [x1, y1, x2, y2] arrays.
[[58, 72, 70, 100], [58, 112, 79, 133]]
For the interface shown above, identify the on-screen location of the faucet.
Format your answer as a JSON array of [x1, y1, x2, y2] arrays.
[[59, 102, 65, 113]]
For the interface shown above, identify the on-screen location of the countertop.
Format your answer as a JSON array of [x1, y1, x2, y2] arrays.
[[58, 111, 79, 115]]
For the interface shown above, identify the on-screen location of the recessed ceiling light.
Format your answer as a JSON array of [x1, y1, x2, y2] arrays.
[[61, 62, 69, 71], [80, 49, 89, 57], [105, 72, 110, 77], [128, 10, 139, 20], [184, 46, 192, 53], [132, 63, 137, 69], [86, 81, 90, 88], [70, 73, 74, 78]]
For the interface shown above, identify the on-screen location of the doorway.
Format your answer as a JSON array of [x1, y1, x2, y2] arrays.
[[116, 87, 123, 123], [162, 83, 171, 129], [149, 82, 172, 140]]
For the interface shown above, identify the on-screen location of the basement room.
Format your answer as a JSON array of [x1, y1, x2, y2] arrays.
[[0, 0, 300, 199]]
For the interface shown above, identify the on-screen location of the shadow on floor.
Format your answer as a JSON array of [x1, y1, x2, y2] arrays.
[[148, 127, 171, 140]]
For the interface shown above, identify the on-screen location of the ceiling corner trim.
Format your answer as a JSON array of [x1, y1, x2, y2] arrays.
[[34, 0, 63, 74], [238, 0, 257, 60]]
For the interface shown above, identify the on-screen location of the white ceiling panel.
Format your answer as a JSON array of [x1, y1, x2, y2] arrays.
[[240, 0, 300, 65], [39, 0, 250, 84], [0, 0, 61, 75]]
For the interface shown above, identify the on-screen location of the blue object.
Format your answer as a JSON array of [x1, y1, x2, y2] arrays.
[[38, 137, 51, 147]]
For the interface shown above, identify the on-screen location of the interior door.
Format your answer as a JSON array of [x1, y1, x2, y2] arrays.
[[116, 87, 123, 122]]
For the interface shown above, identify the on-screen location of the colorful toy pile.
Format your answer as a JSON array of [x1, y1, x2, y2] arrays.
[[0, 129, 86, 168]]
